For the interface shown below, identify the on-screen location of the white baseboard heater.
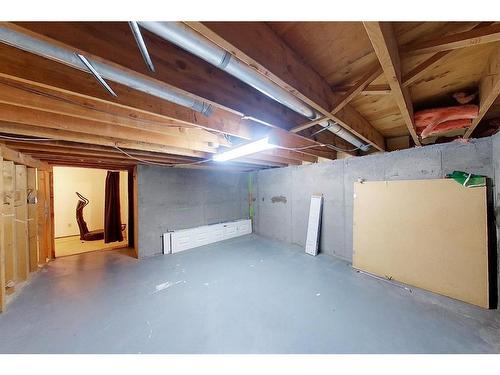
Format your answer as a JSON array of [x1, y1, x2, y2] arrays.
[[163, 219, 252, 254]]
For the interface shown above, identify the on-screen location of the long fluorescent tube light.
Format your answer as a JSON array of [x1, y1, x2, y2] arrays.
[[213, 137, 276, 162]]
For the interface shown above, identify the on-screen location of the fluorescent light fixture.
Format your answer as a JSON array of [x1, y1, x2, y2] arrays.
[[213, 137, 276, 162]]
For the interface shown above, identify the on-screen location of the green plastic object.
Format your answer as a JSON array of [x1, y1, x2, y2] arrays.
[[446, 170, 486, 188]]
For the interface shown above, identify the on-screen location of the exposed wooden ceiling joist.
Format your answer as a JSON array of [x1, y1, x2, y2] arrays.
[[464, 46, 500, 139], [0, 102, 218, 154], [1, 23, 334, 163], [364, 22, 421, 146], [12, 21, 305, 134], [0, 79, 227, 148], [402, 23, 500, 56], [329, 64, 383, 114], [331, 84, 391, 95], [0, 144, 50, 170], [0, 45, 255, 140], [186, 22, 385, 151]]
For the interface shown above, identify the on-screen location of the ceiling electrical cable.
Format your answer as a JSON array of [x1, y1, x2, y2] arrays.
[[112, 145, 211, 167], [0, 134, 54, 141]]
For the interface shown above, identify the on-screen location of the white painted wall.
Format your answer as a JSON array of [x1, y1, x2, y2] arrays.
[[53, 167, 128, 238]]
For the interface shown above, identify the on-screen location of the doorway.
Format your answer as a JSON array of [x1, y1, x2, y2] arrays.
[[52, 166, 129, 257]]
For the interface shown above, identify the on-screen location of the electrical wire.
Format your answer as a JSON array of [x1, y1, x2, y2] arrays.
[[0, 133, 211, 167], [241, 114, 362, 153], [112, 145, 211, 167], [277, 143, 362, 153], [0, 134, 54, 141]]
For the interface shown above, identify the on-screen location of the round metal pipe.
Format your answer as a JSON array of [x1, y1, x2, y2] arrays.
[[0, 25, 213, 116], [139, 21, 370, 150]]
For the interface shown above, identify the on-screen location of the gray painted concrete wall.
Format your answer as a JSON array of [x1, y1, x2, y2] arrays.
[[252, 137, 495, 262], [137, 165, 249, 258]]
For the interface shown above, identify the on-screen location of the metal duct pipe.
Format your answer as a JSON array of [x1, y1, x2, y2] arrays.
[[138, 22, 370, 151], [0, 25, 213, 116]]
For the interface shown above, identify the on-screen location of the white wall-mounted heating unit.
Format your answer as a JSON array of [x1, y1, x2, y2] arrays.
[[163, 219, 252, 254]]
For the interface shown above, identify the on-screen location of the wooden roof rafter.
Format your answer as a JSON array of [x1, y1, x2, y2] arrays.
[[185, 22, 385, 151], [463, 45, 500, 138], [363, 21, 421, 146], [0, 23, 334, 167]]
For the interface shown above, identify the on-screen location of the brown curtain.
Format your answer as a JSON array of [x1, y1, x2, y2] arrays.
[[104, 171, 123, 243]]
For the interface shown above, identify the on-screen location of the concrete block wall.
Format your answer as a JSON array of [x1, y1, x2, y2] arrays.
[[252, 137, 496, 263], [137, 165, 249, 258]]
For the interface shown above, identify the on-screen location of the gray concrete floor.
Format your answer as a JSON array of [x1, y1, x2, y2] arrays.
[[1, 234, 499, 353]]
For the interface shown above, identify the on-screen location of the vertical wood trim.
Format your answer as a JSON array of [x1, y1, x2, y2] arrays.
[[37, 170, 48, 264], [15, 164, 29, 281], [132, 166, 139, 259], [3, 161, 16, 295], [27, 167, 38, 272], [48, 169, 55, 259], [0, 157, 5, 312]]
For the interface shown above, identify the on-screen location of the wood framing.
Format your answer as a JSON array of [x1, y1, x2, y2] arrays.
[[0, 144, 49, 170], [363, 22, 421, 146], [186, 22, 385, 151], [464, 46, 500, 138], [0, 157, 4, 312], [3, 161, 16, 295], [37, 169, 49, 265], [402, 23, 500, 55], [27, 168, 38, 272], [14, 164, 29, 282], [329, 64, 383, 114]]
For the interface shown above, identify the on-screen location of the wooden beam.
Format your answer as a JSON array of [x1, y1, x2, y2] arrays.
[[0, 42, 257, 141], [0, 44, 330, 161], [464, 46, 500, 138], [0, 103, 218, 154], [27, 168, 38, 273], [0, 122, 210, 159], [331, 84, 391, 95], [0, 157, 4, 312], [187, 22, 385, 151], [402, 51, 451, 87], [3, 161, 16, 296], [0, 80, 228, 147], [402, 23, 500, 56], [13, 21, 305, 134], [330, 64, 383, 114], [15, 164, 29, 282], [6, 139, 301, 168], [401, 23, 495, 87], [36, 169, 49, 265], [364, 22, 421, 146], [0, 144, 49, 170]]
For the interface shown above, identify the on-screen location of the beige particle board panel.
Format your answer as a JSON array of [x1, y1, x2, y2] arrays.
[[353, 179, 489, 308]]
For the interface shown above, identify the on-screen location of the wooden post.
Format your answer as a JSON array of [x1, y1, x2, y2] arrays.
[[37, 170, 48, 265], [15, 165, 29, 281], [27, 168, 38, 272], [3, 161, 16, 295], [48, 170, 55, 259], [132, 166, 139, 259], [0, 157, 5, 312]]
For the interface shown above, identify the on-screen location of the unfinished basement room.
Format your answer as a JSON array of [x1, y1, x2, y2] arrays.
[[1, 3, 500, 367]]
